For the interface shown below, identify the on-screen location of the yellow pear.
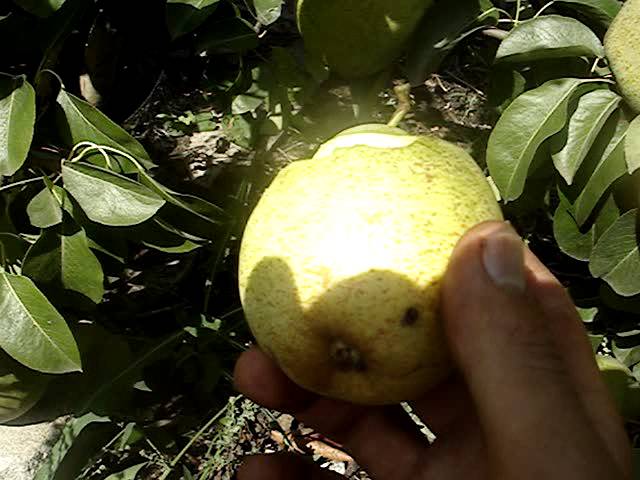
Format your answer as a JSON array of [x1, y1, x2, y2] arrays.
[[238, 125, 502, 404], [296, 0, 434, 78], [605, 0, 640, 113]]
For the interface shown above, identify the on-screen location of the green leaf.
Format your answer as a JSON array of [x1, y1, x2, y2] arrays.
[[578, 307, 599, 323], [551, 89, 621, 185], [553, 194, 594, 261], [104, 463, 147, 480], [56, 90, 154, 172], [588, 334, 604, 352], [0, 270, 81, 373], [406, 0, 497, 85], [487, 78, 602, 201], [600, 283, 640, 314], [166, 0, 220, 39], [27, 180, 64, 229], [0, 74, 35, 177], [115, 423, 143, 449], [596, 355, 640, 419], [253, 0, 283, 25], [590, 209, 640, 297], [495, 15, 604, 63], [613, 340, 640, 368], [62, 162, 165, 226], [221, 114, 254, 148], [22, 219, 104, 303], [553, 189, 619, 261], [0, 350, 49, 423], [574, 111, 630, 225], [138, 171, 224, 225], [526, 58, 594, 89], [133, 219, 204, 254], [0, 233, 29, 267], [33, 412, 111, 480], [42, 187, 129, 262], [488, 68, 527, 114], [625, 115, 640, 175], [592, 194, 621, 240], [11, 0, 66, 17], [554, 0, 622, 28], [232, 82, 268, 114], [195, 17, 258, 54]]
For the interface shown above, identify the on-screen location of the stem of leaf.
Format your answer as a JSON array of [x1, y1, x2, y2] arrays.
[[489, 7, 514, 22], [0, 176, 47, 193], [0, 242, 6, 271], [36, 69, 65, 89], [158, 403, 230, 480], [533, 1, 557, 19], [66, 142, 147, 173], [483, 28, 509, 41]]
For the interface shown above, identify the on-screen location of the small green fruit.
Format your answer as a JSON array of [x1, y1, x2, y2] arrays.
[[605, 0, 640, 113], [0, 352, 49, 423], [296, 0, 434, 79], [238, 125, 502, 404]]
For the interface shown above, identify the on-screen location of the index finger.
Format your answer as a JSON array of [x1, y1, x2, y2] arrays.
[[442, 222, 623, 478], [524, 248, 631, 475]]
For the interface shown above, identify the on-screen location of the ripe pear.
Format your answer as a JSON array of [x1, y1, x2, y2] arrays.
[[296, 0, 434, 79], [238, 125, 503, 405], [605, 0, 640, 113]]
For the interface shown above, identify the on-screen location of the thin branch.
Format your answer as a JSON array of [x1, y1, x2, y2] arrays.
[[0, 176, 47, 193]]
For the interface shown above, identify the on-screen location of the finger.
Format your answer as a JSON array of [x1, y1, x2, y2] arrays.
[[419, 415, 486, 480], [234, 346, 315, 412], [237, 453, 342, 480], [524, 248, 631, 475], [441, 221, 619, 478], [234, 346, 428, 479], [409, 374, 474, 435], [294, 399, 426, 478]]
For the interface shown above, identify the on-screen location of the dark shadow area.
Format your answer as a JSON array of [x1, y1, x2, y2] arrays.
[[243, 256, 450, 404]]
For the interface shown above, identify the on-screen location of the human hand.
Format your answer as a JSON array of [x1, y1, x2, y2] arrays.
[[233, 222, 632, 479]]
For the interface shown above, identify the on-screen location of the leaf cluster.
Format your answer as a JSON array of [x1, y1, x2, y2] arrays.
[[486, 4, 640, 298], [0, 0, 284, 435]]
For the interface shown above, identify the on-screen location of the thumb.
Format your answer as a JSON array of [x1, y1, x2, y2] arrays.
[[441, 222, 616, 478]]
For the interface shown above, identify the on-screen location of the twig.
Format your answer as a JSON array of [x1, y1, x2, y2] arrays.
[[482, 28, 509, 41], [158, 404, 230, 480], [387, 82, 413, 128], [0, 176, 47, 193]]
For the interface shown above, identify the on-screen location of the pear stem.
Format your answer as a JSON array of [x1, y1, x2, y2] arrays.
[[387, 82, 412, 128]]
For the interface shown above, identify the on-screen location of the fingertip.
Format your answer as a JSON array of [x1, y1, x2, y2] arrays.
[[234, 346, 315, 411], [441, 220, 514, 345]]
